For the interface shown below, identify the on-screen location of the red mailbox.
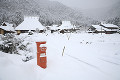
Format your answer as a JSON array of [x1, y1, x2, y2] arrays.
[[36, 41, 47, 69]]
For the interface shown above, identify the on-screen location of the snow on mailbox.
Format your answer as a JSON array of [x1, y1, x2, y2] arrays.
[[36, 41, 47, 69]]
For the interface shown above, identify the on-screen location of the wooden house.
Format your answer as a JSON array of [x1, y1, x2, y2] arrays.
[[15, 16, 45, 34], [0, 22, 14, 35], [90, 24, 119, 34], [100, 23, 119, 34], [91, 25, 105, 33], [50, 25, 59, 33], [59, 21, 74, 33]]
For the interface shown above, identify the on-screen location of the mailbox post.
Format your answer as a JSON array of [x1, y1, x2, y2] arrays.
[[36, 41, 47, 69]]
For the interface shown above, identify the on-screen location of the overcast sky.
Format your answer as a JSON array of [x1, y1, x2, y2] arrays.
[[50, 0, 119, 9]]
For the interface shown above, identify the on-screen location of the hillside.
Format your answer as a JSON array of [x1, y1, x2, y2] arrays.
[[0, 0, 95, 26]]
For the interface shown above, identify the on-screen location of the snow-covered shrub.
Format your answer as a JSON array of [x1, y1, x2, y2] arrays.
[[22, 52, 34, 62], [18, 41, 34, 62], [0, 41, 4, 50], [0, 34, 4, 50], [0, 33, 34, 62], [0, 33, 21, 54], [18, 41, 31, 51]]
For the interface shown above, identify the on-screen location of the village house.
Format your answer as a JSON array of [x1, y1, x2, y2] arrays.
[[0, 22, 15, 35], [15, 16, 45, 35], [50, 25, 59, 33], [59, 21, 74, 33], [100, 23, 119, 34], [91, 25, 105, 33], [89, 23, 119, 34]]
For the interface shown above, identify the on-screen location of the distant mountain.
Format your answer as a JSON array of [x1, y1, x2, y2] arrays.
[[0, 0, 95, 26], [82, 1, 120, 21], [82, 7, 110, 20]]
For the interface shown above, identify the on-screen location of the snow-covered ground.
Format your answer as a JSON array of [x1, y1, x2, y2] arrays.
[[0, 33, 120, 80]]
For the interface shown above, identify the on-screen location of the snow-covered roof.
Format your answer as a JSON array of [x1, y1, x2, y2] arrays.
[[15, 16, 45, 30], [92, 25, 118, 31], [50, 25, 59, 30], [92, 25, 104, 31], [0, 22, 14, 31], [101, 24, 118, 28], [59, 21, 73, 29]]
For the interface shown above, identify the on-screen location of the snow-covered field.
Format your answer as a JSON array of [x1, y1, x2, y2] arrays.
[[0, 33, 120, 80]]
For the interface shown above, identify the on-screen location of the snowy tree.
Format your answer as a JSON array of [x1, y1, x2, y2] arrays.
[[0, 33, 18, 54], [107, 17, 120, 26]]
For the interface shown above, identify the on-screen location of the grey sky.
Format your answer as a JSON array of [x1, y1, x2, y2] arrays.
[[50, 0, 119, 9]]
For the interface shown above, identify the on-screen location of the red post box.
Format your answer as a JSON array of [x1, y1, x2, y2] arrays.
[[36, 41, 47, 69]]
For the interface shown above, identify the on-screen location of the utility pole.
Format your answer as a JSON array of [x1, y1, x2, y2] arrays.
[[62, 46, 65, 56]]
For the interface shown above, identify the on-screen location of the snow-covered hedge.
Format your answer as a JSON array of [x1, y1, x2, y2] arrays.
[[0, 33, 34, 62], [0, 33, 18, 54], [0, 33, 27, 54]]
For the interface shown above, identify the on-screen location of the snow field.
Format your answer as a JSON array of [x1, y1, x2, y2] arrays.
[[0, 33, 120, 80]]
